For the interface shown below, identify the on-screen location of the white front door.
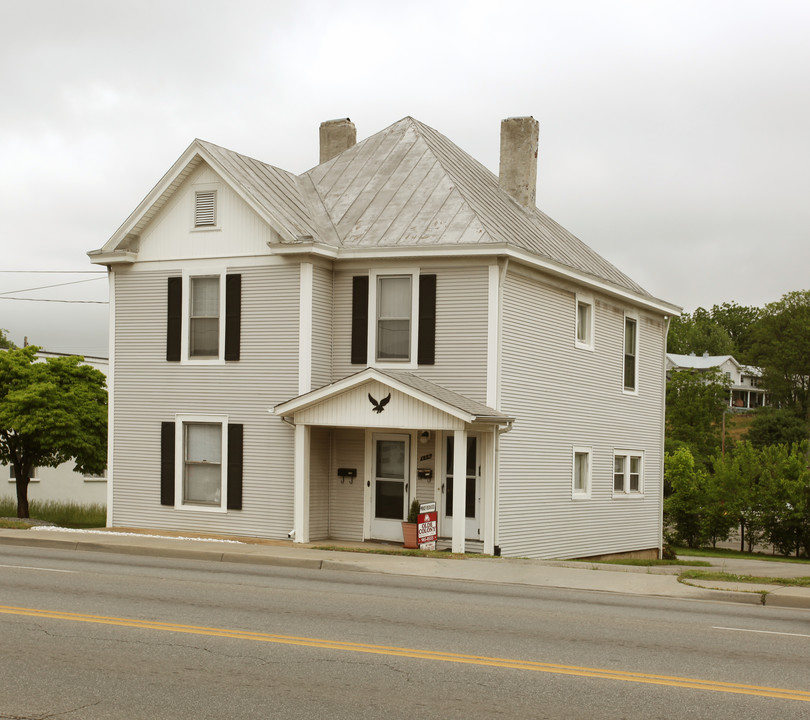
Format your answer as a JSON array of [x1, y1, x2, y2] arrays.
[[443, 434, 480, 539], [370, 434, 410, 541]]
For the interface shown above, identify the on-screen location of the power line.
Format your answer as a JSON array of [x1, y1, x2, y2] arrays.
[[0, 297, 108, 305], [0, 270, 105, 274], [0, 277, 105, 296]]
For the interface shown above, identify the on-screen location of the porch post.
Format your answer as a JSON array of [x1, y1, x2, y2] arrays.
[[482, 428, 496, 555], [452, 428, 467, 554], [293, 423, 310, 543]]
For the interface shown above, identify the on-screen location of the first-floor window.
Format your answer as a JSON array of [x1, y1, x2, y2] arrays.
[[614, 451, 643, 495], [184, 422, 223, 506], [572, 447, 591, 498], [161, 416, 243, 512]]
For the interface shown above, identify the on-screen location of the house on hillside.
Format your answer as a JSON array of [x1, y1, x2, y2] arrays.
[[88, 116, 679, 559], [666, 353, 768, 411], [4, 351, 108, 505]]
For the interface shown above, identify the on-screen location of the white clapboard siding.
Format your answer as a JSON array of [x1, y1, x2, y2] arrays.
[[111, 264, 302, 538], [135, 164, 279, 262], [497, 269, 665, 559], [329, 428, 366, 540], [311, 264, 333, 389], [309, 427, 330, 540], [331, 261, 489, 403]]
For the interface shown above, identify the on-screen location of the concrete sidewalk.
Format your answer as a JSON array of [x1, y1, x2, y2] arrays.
[[1, 526, 808, 610]]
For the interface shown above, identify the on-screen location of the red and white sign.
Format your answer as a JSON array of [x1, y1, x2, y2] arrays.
[[418, 502, 438, 550]]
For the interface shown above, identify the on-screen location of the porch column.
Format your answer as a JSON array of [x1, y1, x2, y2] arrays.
[[482, 428, 496, 556], [452, 428, 467, 554], [293, 423, 310, 543]]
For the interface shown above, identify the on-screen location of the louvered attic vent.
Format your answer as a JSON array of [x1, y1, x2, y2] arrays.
[[194, 190, 216, 227]]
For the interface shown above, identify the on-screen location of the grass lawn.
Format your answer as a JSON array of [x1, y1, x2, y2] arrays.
[[0, 496, 106, 529], [678, 569, 810, 587], [675, 546, 810, 564]]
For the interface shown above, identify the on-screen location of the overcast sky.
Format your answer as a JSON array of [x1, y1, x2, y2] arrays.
[[2, 0, 808, 356]]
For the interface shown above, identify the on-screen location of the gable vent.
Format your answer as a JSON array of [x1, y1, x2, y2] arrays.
[[194, 190, 216, 227]]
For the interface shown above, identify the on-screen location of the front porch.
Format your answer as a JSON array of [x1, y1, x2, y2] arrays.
[[274, 369, 513, 555]]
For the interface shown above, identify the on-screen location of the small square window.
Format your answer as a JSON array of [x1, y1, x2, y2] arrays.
[[194, 190, 216, 227], [614, 451, 643, 495], [572, 447, 591, 498]]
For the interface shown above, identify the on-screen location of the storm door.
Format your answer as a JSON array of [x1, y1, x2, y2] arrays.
[[370, 434, 410, 541]]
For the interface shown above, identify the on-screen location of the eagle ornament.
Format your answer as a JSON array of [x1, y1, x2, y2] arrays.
[[368, 392, 391, 414]]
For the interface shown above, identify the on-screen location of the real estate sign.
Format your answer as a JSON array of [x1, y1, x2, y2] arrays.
[[418, 502, 437, 550]]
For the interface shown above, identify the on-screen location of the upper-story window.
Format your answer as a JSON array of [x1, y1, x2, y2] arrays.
[[190, 276, 220, 358], [623, 315, 638, 393], [351, 271, 436, 368], [575, 294, 594, 350], [167, 273, 241, 363], [194, 190, 217, 227], [376, 275, 412, 361]]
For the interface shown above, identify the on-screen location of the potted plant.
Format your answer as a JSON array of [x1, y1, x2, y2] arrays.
[[401, 499, 421, 549]]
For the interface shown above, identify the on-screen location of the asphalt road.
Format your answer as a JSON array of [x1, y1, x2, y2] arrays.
[[1, 546, 809, 719]]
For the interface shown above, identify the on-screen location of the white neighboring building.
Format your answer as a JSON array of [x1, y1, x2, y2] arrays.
[[666, 352, 768, 411], [4, 351, 108, 505]]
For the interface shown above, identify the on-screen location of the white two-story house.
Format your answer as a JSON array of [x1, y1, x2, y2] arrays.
[[89, 116, 679, 559]]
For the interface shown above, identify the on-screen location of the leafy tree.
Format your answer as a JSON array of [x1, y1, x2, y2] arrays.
[[0, 346, 107, 518], [750, 290, 810, 421], [667, 308, 734, 357], [664, 447, 708, 548], [757, 443, 810, 557], [745, 407, 809, 449], [712, 442, 766, 552], [709, 302, 761, 364], [666, 367, 732, 466], [0, 328, 14, 350]]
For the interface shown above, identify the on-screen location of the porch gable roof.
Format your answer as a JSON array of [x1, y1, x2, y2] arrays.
[[273, 368, 513, 429]]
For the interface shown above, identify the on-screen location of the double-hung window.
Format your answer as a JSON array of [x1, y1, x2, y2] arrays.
[[572, 446, 591, 498], [190, 276, 220, 358], [613, 451, 643, 495], [376, 275, 412, 361], [623, 315, 638, 392], [161, 416, 243, 512], [351, 271, 436, 368], [575, 294, 594, 350], [167, 272, 241, 363]]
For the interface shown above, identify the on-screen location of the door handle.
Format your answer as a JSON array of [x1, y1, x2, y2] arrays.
[[367, 480, 370, 488], [405, 482, 409, 492]]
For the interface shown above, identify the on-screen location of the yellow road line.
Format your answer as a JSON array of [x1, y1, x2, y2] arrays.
[[2, 604, 808, 702]]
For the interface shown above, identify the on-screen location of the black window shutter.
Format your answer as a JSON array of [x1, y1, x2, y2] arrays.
[[417, 274, 437, 365], [351, 275, 369, 365], [227, 424, 243, 510], [160, 422, 175, 506], [225, 274, 241, 361], [166, 277, 182, 362]]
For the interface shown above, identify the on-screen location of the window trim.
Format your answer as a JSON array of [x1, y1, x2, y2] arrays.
[[8, 466, 39, 482], [181, 269, 227, 365], [191, 183, 221, 232], [368, 268, 420, 369], [174, 414, 229, 513], [571, 446, 592, 499], [623, 313, 639, 394], [575, 294, 594, 351], [612, 449, 644, 497]]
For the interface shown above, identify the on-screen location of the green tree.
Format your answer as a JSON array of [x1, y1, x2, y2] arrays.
[[0, 328, 14, 350], [745, 407, 809, 448], [757, 443, 810, 557], [666, 367, 732, 466], [751, 290, 810, 421], [664, 447, 708, 548], [667, 308, 734, 357], [0, 346, 107, 518], [709, 302, 761, 363]]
